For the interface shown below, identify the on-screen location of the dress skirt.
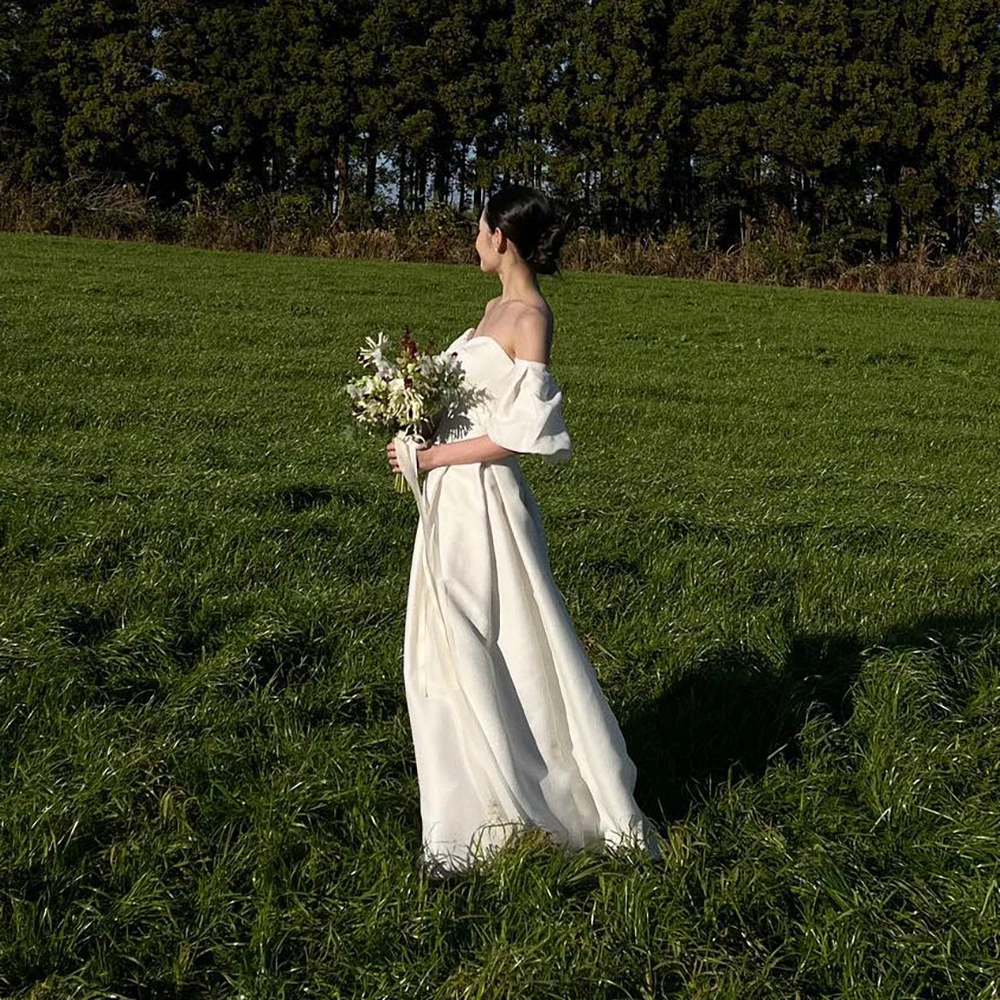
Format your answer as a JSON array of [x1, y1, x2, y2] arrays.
[[396, 439, 662, 875]]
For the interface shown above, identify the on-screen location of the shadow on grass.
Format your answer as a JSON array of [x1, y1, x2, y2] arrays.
[[626, 612, 996, 825]]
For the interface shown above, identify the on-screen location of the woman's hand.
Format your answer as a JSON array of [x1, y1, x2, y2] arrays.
[[387, 438, 436, 476]]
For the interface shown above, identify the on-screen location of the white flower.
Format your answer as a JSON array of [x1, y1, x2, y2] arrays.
[[359, 332, 390, 368]]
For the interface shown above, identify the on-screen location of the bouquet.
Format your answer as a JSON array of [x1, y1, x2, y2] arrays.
[[345, 326, 469, 493]]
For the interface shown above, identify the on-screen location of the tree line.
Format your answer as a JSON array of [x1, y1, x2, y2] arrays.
[[3, 0, 1000, 260]]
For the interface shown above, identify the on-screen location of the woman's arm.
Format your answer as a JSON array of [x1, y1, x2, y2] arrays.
[[386, 433, 517, 477], [420, 434, 516, 471]]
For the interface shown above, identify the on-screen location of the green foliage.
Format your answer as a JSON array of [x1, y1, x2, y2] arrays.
[[4, 0, 1000, 259], [404, 199, 475, 243], [269, 191, 328, 242], [339, 190, 378, 229]]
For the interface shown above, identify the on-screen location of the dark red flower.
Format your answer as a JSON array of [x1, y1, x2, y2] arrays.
[[401, 325, 418, 358]]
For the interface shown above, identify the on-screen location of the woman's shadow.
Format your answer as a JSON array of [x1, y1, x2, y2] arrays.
[[624, 611, 996, 824]]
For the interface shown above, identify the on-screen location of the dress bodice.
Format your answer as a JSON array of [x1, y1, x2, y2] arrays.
[[433, 327, 572, 463]]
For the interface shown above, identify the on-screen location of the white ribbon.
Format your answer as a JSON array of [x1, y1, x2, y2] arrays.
[[392, 430, 525, 834], [394, 432, 441, 703], [394, 431, 426, 516]]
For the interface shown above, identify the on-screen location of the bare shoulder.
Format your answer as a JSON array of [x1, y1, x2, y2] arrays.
[[511, 304, 552, 364]]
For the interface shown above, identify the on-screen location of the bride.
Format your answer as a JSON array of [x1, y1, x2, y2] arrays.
[[387, 183, 662, 880]]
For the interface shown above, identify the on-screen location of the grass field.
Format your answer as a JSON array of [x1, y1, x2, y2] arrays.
[[1, 230, 999, 999]]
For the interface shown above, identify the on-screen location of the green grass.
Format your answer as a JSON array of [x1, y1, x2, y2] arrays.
[[1, 230, 999, 999]]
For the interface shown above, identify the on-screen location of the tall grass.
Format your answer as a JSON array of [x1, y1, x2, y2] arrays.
[[1, 231, 998, 998], [5, 172, 1000, 300]]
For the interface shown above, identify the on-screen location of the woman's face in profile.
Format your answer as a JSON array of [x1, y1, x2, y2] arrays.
[[476, 209, 501, 273]]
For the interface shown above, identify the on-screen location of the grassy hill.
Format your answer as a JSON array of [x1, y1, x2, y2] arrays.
[[1, 231, 998, 998]]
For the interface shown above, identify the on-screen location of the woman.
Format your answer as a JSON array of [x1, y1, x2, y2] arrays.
[[387, 184, 662, 880]]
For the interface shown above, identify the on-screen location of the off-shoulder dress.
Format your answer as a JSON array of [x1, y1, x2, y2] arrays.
[[394, 326, 661, 877]]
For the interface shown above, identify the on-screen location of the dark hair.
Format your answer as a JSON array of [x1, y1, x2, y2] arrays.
[[483, 184, 568, 277]]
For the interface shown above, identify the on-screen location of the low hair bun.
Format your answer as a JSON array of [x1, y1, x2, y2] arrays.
[[524, 220, 568, 276], [484, 184, 568, 277]]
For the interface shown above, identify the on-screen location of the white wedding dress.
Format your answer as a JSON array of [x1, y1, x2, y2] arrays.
[[394, 326, 662, 877]]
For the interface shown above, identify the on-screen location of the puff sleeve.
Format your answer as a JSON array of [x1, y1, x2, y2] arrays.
[[483, 358, 572, 464]]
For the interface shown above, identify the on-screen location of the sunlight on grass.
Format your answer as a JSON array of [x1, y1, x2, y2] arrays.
[[1, 232, 999, 998]]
